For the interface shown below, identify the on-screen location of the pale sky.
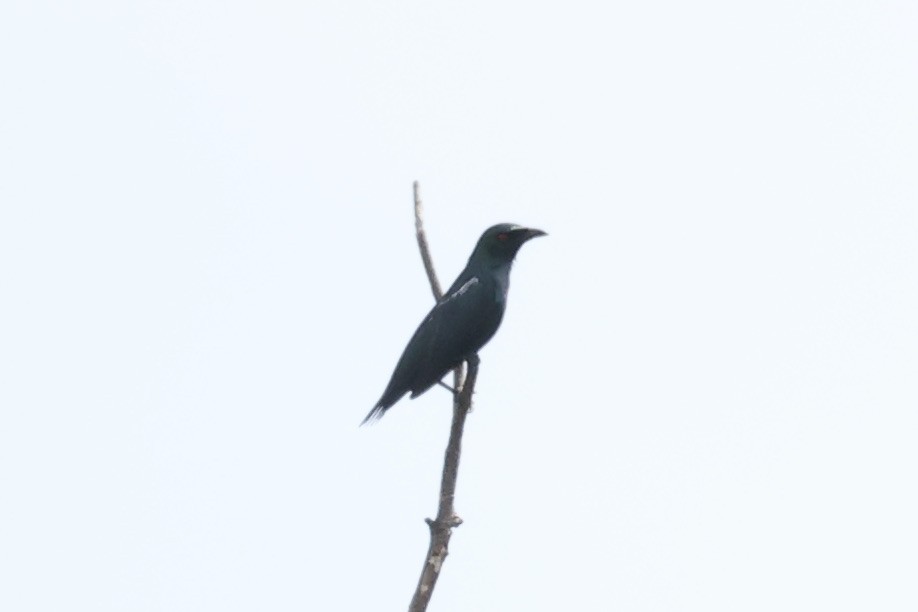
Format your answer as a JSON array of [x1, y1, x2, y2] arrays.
[[1, 2, 916, 611]]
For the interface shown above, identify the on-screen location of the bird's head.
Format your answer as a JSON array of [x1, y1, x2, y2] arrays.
[[471, 223, 547, 265]]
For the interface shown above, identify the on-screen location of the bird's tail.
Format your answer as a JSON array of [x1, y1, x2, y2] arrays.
[[360, 403, 386, 426]]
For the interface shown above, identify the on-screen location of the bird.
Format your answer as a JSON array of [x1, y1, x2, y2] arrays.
[[363, 223, 546, 424]]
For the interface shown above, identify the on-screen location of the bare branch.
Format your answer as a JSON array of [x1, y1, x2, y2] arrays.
[[413, 181, 443, 301], [408, 356, 478, 612], [407, 181, 478, 612]]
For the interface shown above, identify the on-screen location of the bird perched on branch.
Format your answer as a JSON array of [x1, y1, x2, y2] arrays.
[[363, 223, 546, 424]]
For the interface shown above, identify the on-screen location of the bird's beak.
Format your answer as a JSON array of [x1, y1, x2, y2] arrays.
[[522, 228, 547, 240]]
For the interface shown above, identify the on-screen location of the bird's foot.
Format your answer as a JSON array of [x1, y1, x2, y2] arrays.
[[437, 379, 477, 401], [437, 380, 459, 395]]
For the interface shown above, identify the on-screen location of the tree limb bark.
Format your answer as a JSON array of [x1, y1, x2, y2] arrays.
[[413, 181, 443, 302], [407, 181, 478, 612]]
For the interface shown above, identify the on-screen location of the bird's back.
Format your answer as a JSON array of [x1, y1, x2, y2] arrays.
[[410, 272, 505, 396], [367, 269, 505, 420]]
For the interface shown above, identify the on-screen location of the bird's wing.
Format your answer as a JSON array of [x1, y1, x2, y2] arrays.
[[407, 274, 502, 396], [366, 272, 502, 422]]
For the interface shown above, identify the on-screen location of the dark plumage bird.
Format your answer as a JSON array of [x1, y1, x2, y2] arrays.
[[363, 223, 546, 424]]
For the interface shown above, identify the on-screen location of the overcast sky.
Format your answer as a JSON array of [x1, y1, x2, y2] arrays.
[[1, 1, 916, 611]]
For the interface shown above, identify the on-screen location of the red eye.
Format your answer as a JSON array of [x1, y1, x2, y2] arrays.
[[497, 233, 509, 241]]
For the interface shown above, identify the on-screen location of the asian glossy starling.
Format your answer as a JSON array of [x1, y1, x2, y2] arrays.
[[363, 223, 546, 424]]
